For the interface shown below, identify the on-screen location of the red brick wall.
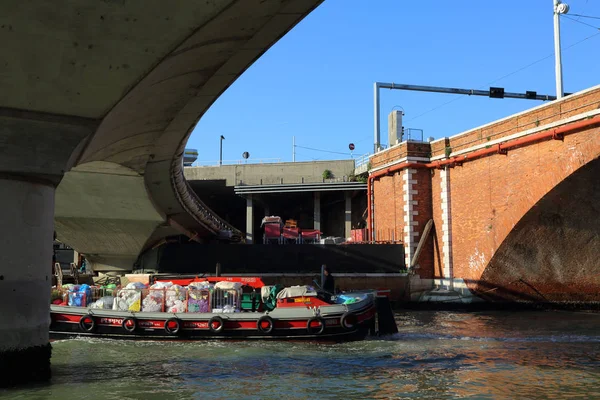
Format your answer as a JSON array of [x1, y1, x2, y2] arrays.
[[372, 173, 404, 242], [442, 88, 600, 156], [410, 168, 434, 278], [371, 142, 431, 169], [430, 170, 444, 279], [370, 85, 600, 287], [445, 126, 600, 284]]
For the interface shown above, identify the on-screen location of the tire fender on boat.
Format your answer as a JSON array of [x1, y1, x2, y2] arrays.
[[340, 312, 358, 330], [122, 317, 137, 333], [164, 318, 181, 335], [79, 314, 96, 333], [209, 316, 225, 334], [257, 315, 274, 334], [306, 316, 325, 335]]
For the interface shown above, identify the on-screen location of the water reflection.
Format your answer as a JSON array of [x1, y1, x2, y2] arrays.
[[2, 311, 599, 399]]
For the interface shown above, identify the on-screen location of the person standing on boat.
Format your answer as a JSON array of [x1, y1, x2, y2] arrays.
[[323, 266, 335, 294]]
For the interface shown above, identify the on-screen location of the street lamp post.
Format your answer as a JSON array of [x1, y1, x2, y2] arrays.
[[219, 135, 225, 166], [553, 0, 569, 99]]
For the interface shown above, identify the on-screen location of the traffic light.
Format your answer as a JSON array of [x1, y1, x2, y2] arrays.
[[525, 91, 537, 99], [489, 87, 505, 99]]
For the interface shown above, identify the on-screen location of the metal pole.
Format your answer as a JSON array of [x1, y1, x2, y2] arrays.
[[372, 82, 556, 155], [375, 82, 556, 100], [373, 82, 380, 153], [292, 136, 296, 162], [554, 0, 564, 99], [219, 135, 224, 166]]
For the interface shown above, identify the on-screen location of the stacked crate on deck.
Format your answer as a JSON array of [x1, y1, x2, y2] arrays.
[[262, 216, 282, 244], [282, 227, 300, 244], [300, 229, 321, 244], [188, 282, 211, 313], [210, 281, 242, 313], [240, 285, 262, 312], [282, 219, 300, 244]]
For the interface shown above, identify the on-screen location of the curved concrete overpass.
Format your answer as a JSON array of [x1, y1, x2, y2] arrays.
[[13, 0, 321, 270], [0, 0, 322, 385]]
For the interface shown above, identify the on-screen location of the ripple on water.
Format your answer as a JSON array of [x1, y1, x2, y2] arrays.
[[2, 310, 600, 399]]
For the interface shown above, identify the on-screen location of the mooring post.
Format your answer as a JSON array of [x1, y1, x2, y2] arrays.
[[216, 262, 221, 277]]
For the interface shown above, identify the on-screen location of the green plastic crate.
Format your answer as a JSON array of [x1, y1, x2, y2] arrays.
[[241, 293, 260, 311]]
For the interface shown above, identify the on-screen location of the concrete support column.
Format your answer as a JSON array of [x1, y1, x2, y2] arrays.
[[246, 195, 254, 244], [0, 113, 92, 387], [313, 192, 321, 232], [344, 192, 352, 239], [0, 178, 54, 387]]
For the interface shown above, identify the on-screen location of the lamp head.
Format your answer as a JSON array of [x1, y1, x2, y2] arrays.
[[556, 2, 569, 14]]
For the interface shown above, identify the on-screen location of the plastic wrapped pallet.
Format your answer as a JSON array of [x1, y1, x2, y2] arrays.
[[142, 292, 163, 312], [113, 282, 145, 311], [141, 282, 171, 312], [188, 297, 210, 313], [165, 284, 186, 309], [214, 281, 242, 290], [90, 296, 115, 310], [188, 284, 210, 313], [168, 300, 186, 313], [67, 284, 92, 307]]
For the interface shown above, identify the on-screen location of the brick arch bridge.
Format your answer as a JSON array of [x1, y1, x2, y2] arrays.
[[369, 85, 600, 303]]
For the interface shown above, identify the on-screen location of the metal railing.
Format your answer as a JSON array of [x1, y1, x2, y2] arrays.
[[404, 128, 424, 142], [354, 153, 371, 168], [188, 158, 282, 167], [373, 127, 427, 153]]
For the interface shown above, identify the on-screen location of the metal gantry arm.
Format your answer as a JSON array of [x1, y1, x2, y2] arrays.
[[373, 82, 558, 152]]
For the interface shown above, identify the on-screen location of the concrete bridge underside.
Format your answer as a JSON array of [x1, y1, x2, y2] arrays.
[[0, 0, 322, 386]]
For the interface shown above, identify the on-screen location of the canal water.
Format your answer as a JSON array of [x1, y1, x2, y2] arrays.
[[2, 310, 599, 399]]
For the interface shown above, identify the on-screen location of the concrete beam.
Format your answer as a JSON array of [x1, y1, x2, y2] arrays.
[[345, 192, 352, 239], [54, 162, 165, 271], [184, 160, 356, 186], [0, 112, 95, 185], [246, 195, 254, 244], [314, 192, 321, 232]]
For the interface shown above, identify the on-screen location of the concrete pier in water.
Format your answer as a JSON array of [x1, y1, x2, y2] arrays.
[[0, 179, 54, 386]]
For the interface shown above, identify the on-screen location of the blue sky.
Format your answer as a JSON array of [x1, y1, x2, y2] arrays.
[[188, 0, 600, 164]]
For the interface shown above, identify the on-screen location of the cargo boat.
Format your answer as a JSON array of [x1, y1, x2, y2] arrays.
[[49, 276, 391, 342]]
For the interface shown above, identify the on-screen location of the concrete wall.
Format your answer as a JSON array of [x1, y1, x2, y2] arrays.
[[369, 85, 600, 303], [184, 160, 356, 186], [137, 242, 406, 274]]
